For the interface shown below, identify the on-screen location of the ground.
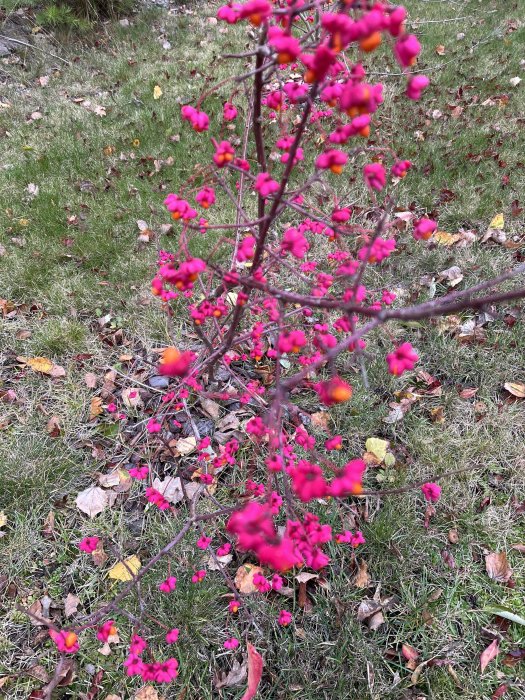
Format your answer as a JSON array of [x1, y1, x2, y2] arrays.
[[0, 1, 525, 698]]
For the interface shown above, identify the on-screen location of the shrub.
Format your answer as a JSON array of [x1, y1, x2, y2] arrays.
[[25, 0, 525, 692]]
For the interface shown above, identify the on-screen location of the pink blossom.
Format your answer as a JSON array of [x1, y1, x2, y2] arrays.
[[271, 574, 283, 591], [413, 217, 437, 240], [166, 628, 180, 644], [159, 576, 177, 593], [191, 569, 206, 583], [195, 187, 216, 209], [129, 634, 147, 655], [97, 620, 117, 642], [145, 487, 170, 510], [394, 34, 421, 67], [325, 435, 343, 451], [147, 419, 161, 433], [181, 105, 209, 132], [407, 75, 430, 101], [281, 227, 310, 259], [316, 149, 348, 175], [213, 140, 235, 167], [421, 482, 441, 503], [386, 342, 418, 376], [78, 536, 100, 553], [197, 535, 212, 550], [278, 610, 292, 626], [217, 542, 231, 557], [49, 629, 79, 654], [236, 236, 256, 262], [254, 172, 279, 197], [129, 465, 149, 480], [223, 102, 237, 121], [229, 599, 241, 613], [363, 163, 386, 191], [330, 459, 366, 497], [224, 637, 240, 649], [124, 654, 144, 676]]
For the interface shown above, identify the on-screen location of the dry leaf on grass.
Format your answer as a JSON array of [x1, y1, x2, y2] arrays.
[[89, 397, 103, 420], [134, 686, 160, 700], [480, 639, 500, 673], [17, 356, 66, 377], [503, 382, 525, 398], [214, 659, 247, 689], [152, 477, 184, 504], [84, 372, 98, 388], [108, 555, 141, 582], [234, 564, 264, 594], [485, 552, 513, 583], [310, 411, 330, 431], [365, 437, 388, 462], [353, 559, 370, 588], [240, 643, 263, 700], [76, 486, 109, 518], [175, 436, 197, 456], [64, 593, 80, 617]]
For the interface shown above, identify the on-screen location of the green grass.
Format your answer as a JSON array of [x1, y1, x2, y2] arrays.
[[1, 1, 525, 698]]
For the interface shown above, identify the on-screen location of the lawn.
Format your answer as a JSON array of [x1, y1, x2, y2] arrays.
[[0, 1, 525, 698]]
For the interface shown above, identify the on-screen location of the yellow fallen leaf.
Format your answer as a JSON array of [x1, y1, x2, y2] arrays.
[[434, 231, 461, 246], [153, 85, 162, 100], [489, 213, 504, 230], [24, 356, 53, 373], [0, 511, 6, 528], [504, 381, 525, 398], [365, 437, 388, 462], [108, 555, 141, 582]]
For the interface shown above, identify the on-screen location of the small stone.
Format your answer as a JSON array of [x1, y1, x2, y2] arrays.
[[148, 375, 169, 389]]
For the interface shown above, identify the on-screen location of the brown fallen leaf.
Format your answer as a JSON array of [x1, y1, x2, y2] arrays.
[[503, 381, 525, 398], [64, 592, 80, 617], [89, 397, 103, 420], [84, 372, 98, 389], [214, 659, 247, 689], [435, 44, 446, 55], [310, 411, 330, 431], [459, 387, 479, 399], [502, 649, 525, 666], [480, 638, 500, 673], [353, 559, 370, 588], [511, 544, 525, 554], [402, 643, 420, 670], [134, 686, 159, 700], [46, 415, 61, 438], [91, 539, 108, 567], [234, 564, 264, 594], [485, 552, 513, 583]]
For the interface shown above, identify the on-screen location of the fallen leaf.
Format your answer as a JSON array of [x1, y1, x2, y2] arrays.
[[435, 44, 446, 55], [214, 659, 247, 689], [489, 213, 504, 230], [153, 85, 163, 100], [175, 436, 197, 456], [76, 486, 108, 518], [402, 644, 420, 662], [511, 544, 525, 554], [64, 593, 80, 617], [439, 265, 463, 287], [89, 397, 103, 420], [0, 512, 6, 528], [459, 387, 478, 399], [108, 555, 141, 582], [480, 638, 500, 673], [46, 415, 61, 437], [353, 559, 370, 588], [357, 598, 382, 622], [200, 398, 221, 419], [434, 231, 461, 246], [234, 564, 264, 594], [84, 372, 98, 388], [240, 643, 263, 700], [152, 476, 184, 504], [503, 382, 525, 398], [18, 356, 65, 377], [485, 552, 513, 583], [502, 649, 525, 666], [365, 437, 388, 462], [91, 539, 108, 567], [134, 686, 159, 700], [492, 684, 509, 699], [310, 411, 330, 431]]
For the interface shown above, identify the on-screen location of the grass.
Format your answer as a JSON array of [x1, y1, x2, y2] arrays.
[[1, 0, 525, 698]]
